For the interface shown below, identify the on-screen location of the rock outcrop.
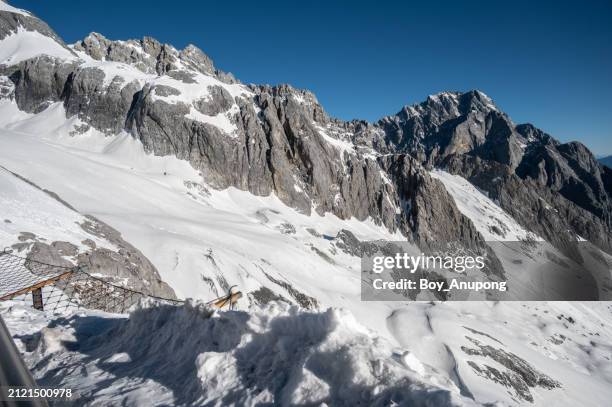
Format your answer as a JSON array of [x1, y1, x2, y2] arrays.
[[1, 166, 175, 299], [1, 3, 610, 261]]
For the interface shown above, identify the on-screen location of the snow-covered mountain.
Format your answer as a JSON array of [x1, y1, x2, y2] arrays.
[[1, 1, 611, 405]]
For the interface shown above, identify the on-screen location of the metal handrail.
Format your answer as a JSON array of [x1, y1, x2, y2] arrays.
[[0, 315, 49, 407]]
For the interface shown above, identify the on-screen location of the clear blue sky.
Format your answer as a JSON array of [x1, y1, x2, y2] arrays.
[[12, 0, 612, 155]]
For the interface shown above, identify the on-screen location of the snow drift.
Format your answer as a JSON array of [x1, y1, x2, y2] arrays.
[[3, 300, 475, 406]]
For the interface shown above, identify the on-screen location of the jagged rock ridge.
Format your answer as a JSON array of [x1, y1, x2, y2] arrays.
[[0, 2, 610, 261]]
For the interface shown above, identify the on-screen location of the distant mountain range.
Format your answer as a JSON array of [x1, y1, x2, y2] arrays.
[[599, 155, 612, 168]]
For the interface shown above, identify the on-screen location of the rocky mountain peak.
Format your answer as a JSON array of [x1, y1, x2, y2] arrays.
[[392, 90, 498, 124], [0, 0, 69, 48], [461, 89, 498, 111], [515, 123, 557, 145], [558, 141, 601, 171], [72, 32, 175, 75], [179, 43, 215, 75], [252, 83, 329, 125], [375, 89, 521, 168], [71, 32, 231, 82], [0, 0, 610, 257]]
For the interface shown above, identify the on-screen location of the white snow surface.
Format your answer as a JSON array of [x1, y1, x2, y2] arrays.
[[1, 300, 479, 406], [387, 301, 612, 407], [0, 81, 612, 405], [0, 165, 114, 253], [0, 27, 76, 65], [0, 0, 29, 16], [0, 100, 405, 335], [1, 5, 611, 404], [4, 298, 612, 406], [429, 169, 612, 301], [430, 169, 537, 241]]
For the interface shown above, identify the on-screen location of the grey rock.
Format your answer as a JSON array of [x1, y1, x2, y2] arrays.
[[79, 216, 176, 298], [376, 91, 525, 169], [248, 286, 290, 306], [463, 336, 561, 402], [153, 85, 181, 97], [72, 32, 231, 84], [277, 222, 296, 235], [1, 5, 610, 271], [0, 7, 72, 48], [17, 232, 36, 242], [3, 57, 78, 113], [443, 154, 612, 255], [193, 85, 233, 115], [26, 241, 77, 269], [262, 271, 319, 309], [3, 167, 175, 299], [17, 220, 176, 300], [179, 44, 215, 75], [166, 70, 197, 84], [63, 66, 143, 134], [0, 75, 14, 97]]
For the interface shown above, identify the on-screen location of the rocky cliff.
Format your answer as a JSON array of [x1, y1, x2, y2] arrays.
[[1, 3, 610, 261]]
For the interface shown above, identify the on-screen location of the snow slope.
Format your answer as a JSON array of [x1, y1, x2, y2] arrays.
[[0, 165, 115, 253], [0, 27, 76, 65], [0, 0, 29, 16], [4, 299, 612, 406], [1, 100, 612, 406], [430, 169, 612, 301], [0, 99, 406, 335], [430, 169, 536, 242], [2, 300, 476, 407], [388, 301, 612, 406]]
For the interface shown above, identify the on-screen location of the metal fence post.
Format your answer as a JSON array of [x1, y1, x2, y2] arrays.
[[31, 288, 43, 311], [0, 315, 49, 407]]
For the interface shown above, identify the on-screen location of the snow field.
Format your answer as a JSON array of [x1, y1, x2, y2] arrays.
[[2, 300, 476, 406]]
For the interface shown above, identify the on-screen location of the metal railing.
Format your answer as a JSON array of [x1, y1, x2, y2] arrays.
[[0, 249, 242, 405], [0, 315, 49, 407], [0, 249, 241, 313]]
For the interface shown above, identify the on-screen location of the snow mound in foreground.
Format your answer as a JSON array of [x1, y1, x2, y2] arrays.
[[4, 301, 477, 406]]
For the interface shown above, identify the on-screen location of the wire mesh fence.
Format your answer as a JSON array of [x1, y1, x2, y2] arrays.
[[0, 249, 184, 314]]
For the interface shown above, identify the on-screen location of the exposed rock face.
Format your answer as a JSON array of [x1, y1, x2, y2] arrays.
[[375, 91, 612, 253], [462, 336, 561, 403], [8, 57, 78, 113], [516, 126, 612, 223], [193, 85, 233, 115], [379, 154, 481, 245], [2, 167, 175, 299], [1, 3, 610, 262], [444, 154, 612, 255], [78, 216, 176, 299], [18, 219, 175, 299], [375, 91, 524, 169], [72, 33, 206, 78], [0, 5, 71, 44]]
